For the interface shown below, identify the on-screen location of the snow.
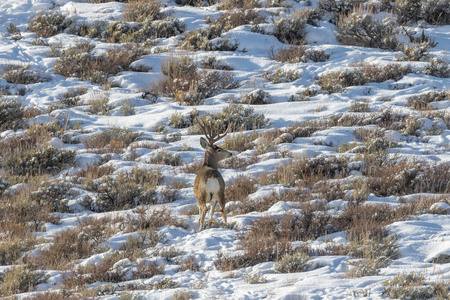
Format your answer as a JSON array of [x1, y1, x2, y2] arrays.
[[0, 0, 449, 299]]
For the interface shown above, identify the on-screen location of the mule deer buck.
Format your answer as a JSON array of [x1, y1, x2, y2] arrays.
[[194, 117, 232, 231]]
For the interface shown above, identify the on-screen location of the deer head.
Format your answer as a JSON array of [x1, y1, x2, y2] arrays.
[[196, 116, 232, 169]]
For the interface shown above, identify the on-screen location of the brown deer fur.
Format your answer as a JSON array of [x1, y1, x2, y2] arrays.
[[193, 118, 232, 231]]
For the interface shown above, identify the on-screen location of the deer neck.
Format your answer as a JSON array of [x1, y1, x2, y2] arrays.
[[203, 151, 219, 170]]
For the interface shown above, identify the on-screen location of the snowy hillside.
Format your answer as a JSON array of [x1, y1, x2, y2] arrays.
[[0, 0, 449, 299]]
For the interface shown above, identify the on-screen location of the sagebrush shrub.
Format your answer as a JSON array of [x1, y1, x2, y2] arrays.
[[58, 86, 88, 108], [337, 12, 400, 50], [3, 145, 75, 176], [169, 110, 198, 128], [28, 11, 74, 37], [123, 0, 163, 22], [87, 92, 111, 115], [180, 28, 239, 51], [215, 210, 333, 270], [188, 104, 270, 133], [31, 179, 72, 212], [1, 64, 50, 84], [240, 89, 271, 104], [178, 255, 201, 272], [407, 90, 449, 111], [421, 0, 450, 25], [395, 0, 450, 25], [274, 11, 308, 44], [0, 266, 48, 296], [6, 23, 21, 40], [222, 131, 258, 151], [214, 216, 292, 270], [84, 167, 163, 212], [0, 236, 36, 266], [154, 52, 238, 104], [62, 252, 126, 287], [318, 0, 359, 22], [36, 226, 105, 270], [397, 42, 430, 61], [318, 69, 364, 93], [120, 99, 136, 116], [275, 251, 311, 273], [0, 98, 25, 130], [263, 68, 300, 84], [136, 259, 165, 279], [422, 57, 449, 78], [225, 175, 257, 203], [70, 17, 185, 43], [217, 0, 260, 10], [349, 102, 370, 112], [267, 44, 308, 63], [83, 127, 142, 153], [318, 63, 412, 93], [200, 56, 233, 70], [205, 9, 263, 36], [149, 151, 181, 166], [126, 206, 187, 231], [395, 0, 422, 24], [175, 0, 216, 5], [382, 272, 435, 299], [243, 271, 267, 284], [289, 87, 318, 102], [366, 160, 450, 196], [54, 41, 142, 84]]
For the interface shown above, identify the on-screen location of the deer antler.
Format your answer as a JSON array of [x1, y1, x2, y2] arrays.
[[196, 116, 228, 145]]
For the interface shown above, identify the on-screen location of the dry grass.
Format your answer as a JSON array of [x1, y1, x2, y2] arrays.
[[365, 159, 450, 196], [225, 175, 258, 203], [34, 216, 121, 270], [125, 206, 187, 232], [181, 160, 203, 174], [75, 163, 115, 182], [222, 131, 258, 151], [215, 208, 333, 270], [0, 174, 58, 239], [62, 252, 125, 288], [23, 291, 85, 300], [178, 255, 201, 272], [215, 216, 292, 270]]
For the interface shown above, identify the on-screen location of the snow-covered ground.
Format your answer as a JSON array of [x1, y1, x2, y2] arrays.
[[0, 0, 449, 299]]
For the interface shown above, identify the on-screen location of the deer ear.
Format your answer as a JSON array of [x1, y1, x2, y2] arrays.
[[200, 137, 209, 149]]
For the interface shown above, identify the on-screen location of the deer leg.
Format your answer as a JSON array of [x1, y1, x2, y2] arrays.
[[199, 205, 207, 231], [207, 194, 217, 228], [218, 192, 227, 224]]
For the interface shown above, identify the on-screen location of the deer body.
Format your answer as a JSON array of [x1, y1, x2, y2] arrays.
[[194, 120, 232, 231]]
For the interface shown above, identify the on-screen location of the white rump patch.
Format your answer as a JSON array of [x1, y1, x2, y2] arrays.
[[206, 178, 221, 194]]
